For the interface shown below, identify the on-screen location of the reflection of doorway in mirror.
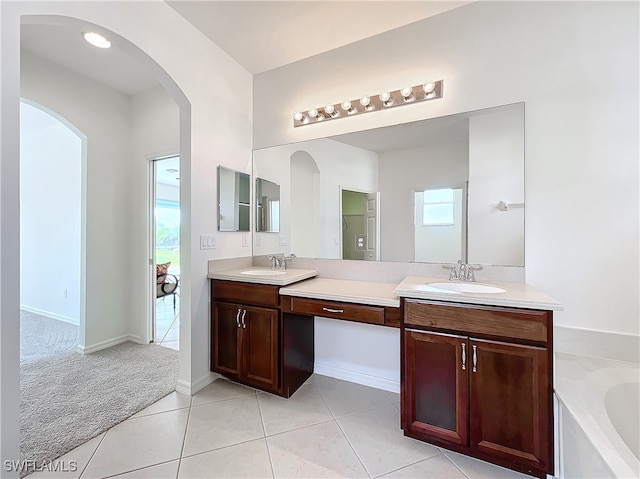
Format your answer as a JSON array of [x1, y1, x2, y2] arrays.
[[341, 189, 380, 261], [414, 185, 467, 263]]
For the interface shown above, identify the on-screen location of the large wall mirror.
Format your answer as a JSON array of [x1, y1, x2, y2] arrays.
[[217, 166, 250, 232], [252, 102, 525, 266]]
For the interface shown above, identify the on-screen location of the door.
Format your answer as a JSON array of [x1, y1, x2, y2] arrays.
[[469, 339, 551, 472], [151, 155, 180, 348], [212, 301, 242, 377], [242, 305, 279, 390], [403, 329, 469, 445], [364, 192, 380, 261]]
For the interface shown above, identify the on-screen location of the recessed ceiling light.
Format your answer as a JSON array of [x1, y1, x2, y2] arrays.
[[82, 32, 111, 49]]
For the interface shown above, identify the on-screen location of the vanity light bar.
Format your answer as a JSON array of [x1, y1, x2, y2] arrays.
[[293, 80, 444, 128]]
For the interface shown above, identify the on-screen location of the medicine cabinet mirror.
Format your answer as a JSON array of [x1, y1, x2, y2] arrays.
[[252, 102, 525, 266], [256, 177, 280, 233], [217, 166, 250, 232]]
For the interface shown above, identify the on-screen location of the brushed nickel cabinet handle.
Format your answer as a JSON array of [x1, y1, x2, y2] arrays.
[[236, 308, 241, 328], [461, 343, 466, 370], [241, 309, 247, 329], [472, 344, 478, 373], [322, 307, 344, 313]]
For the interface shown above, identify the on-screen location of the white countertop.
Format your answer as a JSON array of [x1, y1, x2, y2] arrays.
[[279, 278, 400, 308], [207, 267, 318, 286], [394, 276, 563, 311]]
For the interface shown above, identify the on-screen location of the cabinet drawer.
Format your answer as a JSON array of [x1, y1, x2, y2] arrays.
[[405, 300, 549, 343], [211, 280, 280, 308], [285, 297, 385, 326]]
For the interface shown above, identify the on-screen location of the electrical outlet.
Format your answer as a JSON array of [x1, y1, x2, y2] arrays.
[[200, 234, 216, 250], [242, 234, 248, 247], [256, 234, 262, 246], [279, 235, 289, 246]]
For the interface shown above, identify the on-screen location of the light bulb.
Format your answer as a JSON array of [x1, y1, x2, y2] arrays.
[[83, 31, 111, 49], [293, 112, 304, 122], [308, 108, 318, 118], [423, 81, 436, 94], [379, 91, 391, 102], [341, 100, 352, 110], [400, 86, 413, 98], [325, 104, 335, 114], [360, 95, 370, 107]]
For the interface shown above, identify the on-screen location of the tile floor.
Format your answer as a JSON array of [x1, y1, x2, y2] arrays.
[[29, 374, 530, 479], [155, 294, 179, 351]]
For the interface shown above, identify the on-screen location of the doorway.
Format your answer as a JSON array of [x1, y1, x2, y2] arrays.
[[340, 188, 380, 261], [151, 155, 180, 350]]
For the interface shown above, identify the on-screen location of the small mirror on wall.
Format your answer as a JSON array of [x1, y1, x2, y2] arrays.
[[217, 166, 250, 232], [256, 178, 280, 233]]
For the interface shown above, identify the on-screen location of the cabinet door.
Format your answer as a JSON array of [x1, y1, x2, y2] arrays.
[[469, 339, 551, 473], [212, 301, 242, 377], [403, 329, 469, 445], [242, 305, 279, 390]]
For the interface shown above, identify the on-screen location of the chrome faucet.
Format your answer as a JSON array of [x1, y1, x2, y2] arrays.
[[442, 260, 482, 282], [268, 254, 296, 270]]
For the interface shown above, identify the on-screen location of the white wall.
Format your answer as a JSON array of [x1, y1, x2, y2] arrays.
[[1, 2, 252, 467], [379, 142, 469, 262], [253, 138, 378, 258], [20, 101, 82, 325], [254, 2, 639, 343], [21, 49, 134, 350], [130, 85, 180, 342], [468, 107, 524, 266]]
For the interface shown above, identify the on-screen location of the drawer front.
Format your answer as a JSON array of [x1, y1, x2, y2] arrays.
[[404, 300, 549, 343], [286, 297, 385, 326], [211, 280, 280, 308]]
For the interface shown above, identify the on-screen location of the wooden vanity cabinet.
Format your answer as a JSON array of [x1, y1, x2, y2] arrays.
[[402, 299, 553, 479], [210, 280, 313, 397]]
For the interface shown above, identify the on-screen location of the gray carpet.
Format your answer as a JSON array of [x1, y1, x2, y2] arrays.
[[20, 311, 179, 476]]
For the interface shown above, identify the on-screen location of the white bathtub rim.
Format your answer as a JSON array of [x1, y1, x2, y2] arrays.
[[555, 353, 640, 479]]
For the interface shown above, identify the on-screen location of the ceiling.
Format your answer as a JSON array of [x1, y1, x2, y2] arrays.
[[166, 1, 472, 75], [20, 1, 471, 96]]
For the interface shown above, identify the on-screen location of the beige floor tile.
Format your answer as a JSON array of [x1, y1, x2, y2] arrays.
[[133, 391, 191, 418], [379, 454, 467, 478], [81, 409, 188, 478], [27, 433, 105, 479], [381, 390, 401, 403], [179, 439, 273, 478], [182, 396, 264, 457], [314, 376, 390, 417], [443, 450, 531, 479], [110, 460, 180, 478], [267, 420, 368, 478], [191, 378, 255, 406], [303, 373, 328, 385], [258, 384, 333, 436], [337, 403, 440, 477]]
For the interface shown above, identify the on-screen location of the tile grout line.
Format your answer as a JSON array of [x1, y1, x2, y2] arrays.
[[255, 390, 277, 479], [78, 432, 108, 479], [175, 396, 194, 479], [370, 452, 446, 479], [440, 450, 472, 479]]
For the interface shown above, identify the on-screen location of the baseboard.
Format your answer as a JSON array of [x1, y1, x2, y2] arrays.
[[176, 372, 219, 396], [554, 325, 640, 363], [21, 304, 79, 326], [78, 334, 143, 355], [314, 361, 400, 393]]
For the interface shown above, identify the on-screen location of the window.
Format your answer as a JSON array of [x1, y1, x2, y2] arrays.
[[422, 188, 454, 225]]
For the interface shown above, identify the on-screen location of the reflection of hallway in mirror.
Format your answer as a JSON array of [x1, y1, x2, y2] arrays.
[[342, 190, 366, 260], [290, 150, 321, 257]]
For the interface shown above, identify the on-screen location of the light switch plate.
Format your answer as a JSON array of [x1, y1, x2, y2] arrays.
[[279, 235, 289, 246], [200, 234, 216, 250]]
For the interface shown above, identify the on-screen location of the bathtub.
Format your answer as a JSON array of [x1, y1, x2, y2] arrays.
[[555, 352, 640, 478]]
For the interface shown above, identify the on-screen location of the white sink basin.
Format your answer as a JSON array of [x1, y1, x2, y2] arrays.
[[240, 270, 287, 276], [426, 282, 506, 294]]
